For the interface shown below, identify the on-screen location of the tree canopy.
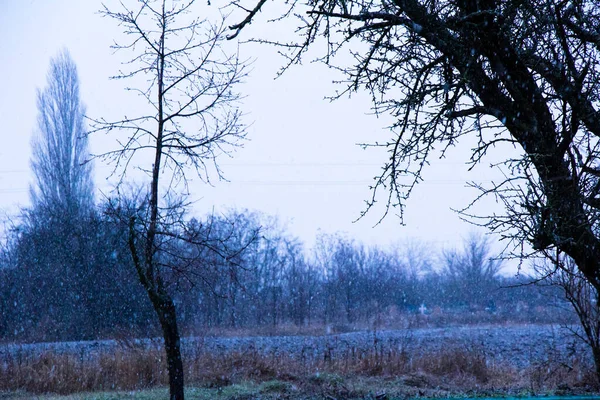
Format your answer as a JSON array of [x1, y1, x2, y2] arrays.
[[30, 49, 94, 221]]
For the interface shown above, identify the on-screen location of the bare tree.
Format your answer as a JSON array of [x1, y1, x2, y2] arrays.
[[31, 49, 94, 221], [230, 0, 600, 323], [94, 1, 249, 399], [314, 233, 366, 324], [441, 233, 502, 308], [230, 0, 600, 281]]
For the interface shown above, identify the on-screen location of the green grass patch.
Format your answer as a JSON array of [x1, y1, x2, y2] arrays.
[[0, 385, 265, 400]]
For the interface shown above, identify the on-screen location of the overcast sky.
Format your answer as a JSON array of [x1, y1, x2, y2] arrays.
[[0, 1, 515, 261]]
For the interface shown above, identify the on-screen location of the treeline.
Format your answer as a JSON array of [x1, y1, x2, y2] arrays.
[[0, 204, 562, 343]]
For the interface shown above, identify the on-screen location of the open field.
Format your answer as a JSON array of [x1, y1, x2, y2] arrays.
[[1, 324, 589, 367], [0, 324, 598, 399]]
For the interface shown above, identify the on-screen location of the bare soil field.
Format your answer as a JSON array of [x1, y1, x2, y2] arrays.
[[1, 324, 589, 368], [189, 324, 590, 368]]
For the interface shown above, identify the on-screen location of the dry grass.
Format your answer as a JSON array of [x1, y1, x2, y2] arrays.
[[0, 335, 597, 397], [0, 347, 167, 394]]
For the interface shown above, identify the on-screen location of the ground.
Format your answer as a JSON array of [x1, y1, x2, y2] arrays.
[[1, 324, 599, 399]]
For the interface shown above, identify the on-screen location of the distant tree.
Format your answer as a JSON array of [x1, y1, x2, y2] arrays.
[[392, 240, 434, 309], [283, 239, 313, 327], [257, 227, 288, 328], [314, 233, 365, 324], [441, 233, 502, 308], [360, 246, 403, 322], [94, 1, 250, 399], [0, 197, 158, 342], [197, 210, 262, 329], [0, 49, 98, 341], [30, 49, 94, 221]]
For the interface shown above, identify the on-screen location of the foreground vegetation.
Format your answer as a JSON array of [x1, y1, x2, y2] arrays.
[[0, 329, 598, 399], [1, 372, 597, 400]]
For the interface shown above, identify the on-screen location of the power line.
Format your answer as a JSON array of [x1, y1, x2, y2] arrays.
[[0, 179, 494, 192], [224, 179, 493, 186], [220, 161, 474, 167]]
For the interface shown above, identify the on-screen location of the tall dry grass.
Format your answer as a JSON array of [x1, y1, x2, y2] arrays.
[[0, 336, 596, 396]]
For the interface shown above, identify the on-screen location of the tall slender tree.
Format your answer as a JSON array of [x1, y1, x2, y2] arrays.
[[30, 49, 94, 221], [95, 1, 250, 398], [7, 49, 98, 340]]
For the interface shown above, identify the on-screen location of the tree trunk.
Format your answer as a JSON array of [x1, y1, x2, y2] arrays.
[[155, 297, 185, 400], [592, 346, 600, 387]]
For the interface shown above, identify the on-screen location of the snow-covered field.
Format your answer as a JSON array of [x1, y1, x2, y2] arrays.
[[0, 324, 590, 369]]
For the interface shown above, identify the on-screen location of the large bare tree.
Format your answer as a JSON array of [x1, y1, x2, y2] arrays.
[[94, 1, 248, 398], [31, 49, 94, 221], [230, 0, 600, 379], [229, 0, 600, 287]]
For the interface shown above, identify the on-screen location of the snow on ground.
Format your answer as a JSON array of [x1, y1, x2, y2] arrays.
[[0, 324, 590, 369]]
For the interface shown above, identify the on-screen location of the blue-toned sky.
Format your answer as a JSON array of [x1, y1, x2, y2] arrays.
[[0, 0, 513, 262]]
